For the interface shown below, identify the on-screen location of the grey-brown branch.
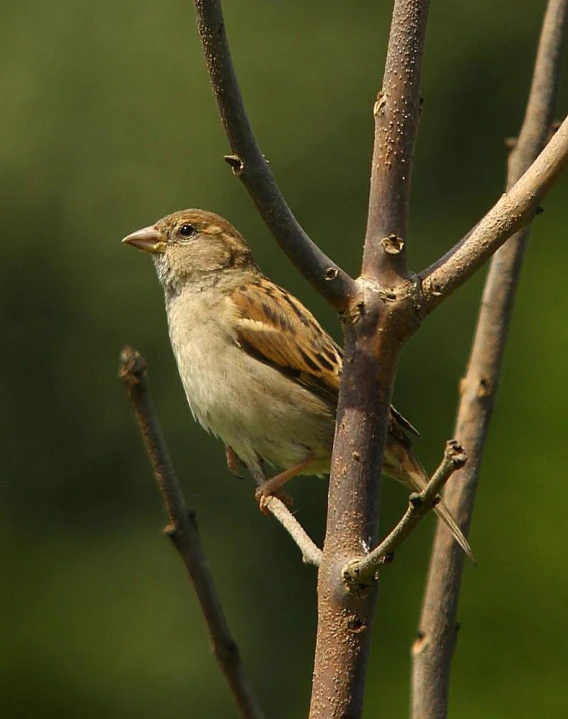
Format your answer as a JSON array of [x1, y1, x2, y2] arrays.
[[343, 441, 467, 585], [119, 346, 264, 719], [309, 1, 433, 717], [186, 3, 568, 719], [420, 111, 568, 314], [192, 0, 356, 310], [261, 496, 322, 567], [362, 0, 431, 285], [412, 2, 568, 718]]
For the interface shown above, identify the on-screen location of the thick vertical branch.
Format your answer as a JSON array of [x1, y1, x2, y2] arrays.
[[363, 0, 430, 284], [412, 3, 567, 717], [309, 310, 402, 719], [309, 2, 431, 717]]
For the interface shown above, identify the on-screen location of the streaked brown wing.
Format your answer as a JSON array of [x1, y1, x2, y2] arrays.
[[230, 277, 342, 405], [231, 276, 421, 443]]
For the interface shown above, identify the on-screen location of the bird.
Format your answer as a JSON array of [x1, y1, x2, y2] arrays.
[[122, 209, 474, 561]]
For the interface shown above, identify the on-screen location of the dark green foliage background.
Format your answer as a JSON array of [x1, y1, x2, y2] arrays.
[[2, 1, 567, 716]]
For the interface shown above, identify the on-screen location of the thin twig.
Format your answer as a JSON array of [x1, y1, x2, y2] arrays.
[[420, 110, 568, 314], [412, 3, 568, 718], [243, 457, 322, 567], [119, 346, 265, 719], [191, 0, 356, 311], [343, 441, 467, 585], [261, 496, 322, 567]]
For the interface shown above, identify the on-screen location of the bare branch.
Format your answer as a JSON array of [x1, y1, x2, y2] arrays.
[[343, 441, 467, 585], [413, 3, 568, 717], [192, 0, 356, 310], [362, 0, 430, 285], [119, 346, 264, 719], [420, 110, 568, 314], [309, 2, 432, 717], [240, 454, 323, 567], [260, 495, 322, 567]]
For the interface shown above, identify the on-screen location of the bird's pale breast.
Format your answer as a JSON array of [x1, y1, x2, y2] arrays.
[[166, 288, 335, 477]]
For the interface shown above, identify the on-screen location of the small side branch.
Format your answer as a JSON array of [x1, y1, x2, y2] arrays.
[[192, 0, 356, 310], [420, 111, 568, 314], [242, 458, 322, 567], [343, 441, 467, 585], [119, 346, 264, 719], [261, 496, 322, 567]]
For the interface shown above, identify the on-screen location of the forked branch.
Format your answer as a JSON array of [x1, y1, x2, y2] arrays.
[[343, 440, 467, 585]]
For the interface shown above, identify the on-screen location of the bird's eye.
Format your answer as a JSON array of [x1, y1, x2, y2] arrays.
[[179, 224, 196, 238]]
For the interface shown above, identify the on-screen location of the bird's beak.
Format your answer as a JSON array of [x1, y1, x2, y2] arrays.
[[122, 225, 166, 254]]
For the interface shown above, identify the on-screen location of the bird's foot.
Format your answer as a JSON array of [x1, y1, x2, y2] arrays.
[[255, 485, 294, 513], [254, 457, 315, 514]]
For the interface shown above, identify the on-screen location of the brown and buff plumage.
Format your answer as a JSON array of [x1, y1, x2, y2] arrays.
[[123, 209, 474, 561]]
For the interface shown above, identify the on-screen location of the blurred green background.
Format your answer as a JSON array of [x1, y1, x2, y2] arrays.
[[2, 1, 567, 716]]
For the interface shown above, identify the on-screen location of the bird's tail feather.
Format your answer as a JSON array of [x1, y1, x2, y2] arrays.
[[431, 494, 476, 564]]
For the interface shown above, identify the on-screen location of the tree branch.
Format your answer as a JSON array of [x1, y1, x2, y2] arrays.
[[420, 110, 568, 315], [119, 346, 264, 719], [343, 440, 467, 585], [412, 2, 568, 717], [259, 495, 322, 567], [191, 0, 356, 311], [309, 2, 431, 717], [362, 0, 430, 285]]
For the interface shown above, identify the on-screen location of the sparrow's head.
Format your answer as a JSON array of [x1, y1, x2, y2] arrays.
[[122, 209, 256, 293]]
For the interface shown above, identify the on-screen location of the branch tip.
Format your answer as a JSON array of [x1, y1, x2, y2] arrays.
[[119, 345, 147, 383], [445, 439, 467, 470]]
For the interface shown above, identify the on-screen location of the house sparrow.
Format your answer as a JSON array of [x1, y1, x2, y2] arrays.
[[123, 209, 474, 561]]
